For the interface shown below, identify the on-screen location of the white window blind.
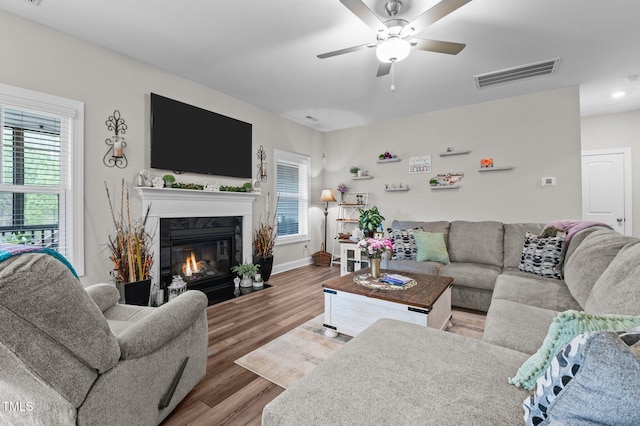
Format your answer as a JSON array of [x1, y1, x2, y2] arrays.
[[274, 149, 309, 244], [0, 84, 84, 275]]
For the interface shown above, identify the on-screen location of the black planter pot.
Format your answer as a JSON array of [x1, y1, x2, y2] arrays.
[[124, 279, 152, 306], [254, 255, 274, 282]]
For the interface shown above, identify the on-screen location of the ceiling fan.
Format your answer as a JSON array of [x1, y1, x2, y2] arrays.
[[317, 0, 471, 78]]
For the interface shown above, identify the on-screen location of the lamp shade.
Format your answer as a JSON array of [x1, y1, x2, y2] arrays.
[[320, 189, 337, 203], [376, 37, 411, 63]]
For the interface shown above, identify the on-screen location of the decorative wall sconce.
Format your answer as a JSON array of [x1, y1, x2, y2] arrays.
[[103, 110, 128, 168], [256, 145, 267, 182]]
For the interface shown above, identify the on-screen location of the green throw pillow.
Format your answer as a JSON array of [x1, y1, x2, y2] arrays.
[[509, 310, 640, 390], [414, 230, 450, 264]]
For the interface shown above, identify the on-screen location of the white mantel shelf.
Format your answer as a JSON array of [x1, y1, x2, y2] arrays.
[[135, 187, 258, 287]]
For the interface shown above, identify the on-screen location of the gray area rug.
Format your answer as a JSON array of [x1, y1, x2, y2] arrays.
[[235, 314, 351, 389]]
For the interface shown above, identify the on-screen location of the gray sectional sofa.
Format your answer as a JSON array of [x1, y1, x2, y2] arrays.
[[262, 221, 640, 425]]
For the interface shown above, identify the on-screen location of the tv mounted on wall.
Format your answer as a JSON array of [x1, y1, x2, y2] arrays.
[[150, 93, 253, 179]]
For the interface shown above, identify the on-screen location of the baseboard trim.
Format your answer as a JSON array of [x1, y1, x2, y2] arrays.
[[272, 257, 313, 276]]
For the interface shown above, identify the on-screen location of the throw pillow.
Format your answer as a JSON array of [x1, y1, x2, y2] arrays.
[[509, 310, 640, 390], [413, 230, 450, 264], [518, 232, 565, 279], [523, 332, 589, 425], [388, 228, 419, 261], [525, 328, 640, 425]]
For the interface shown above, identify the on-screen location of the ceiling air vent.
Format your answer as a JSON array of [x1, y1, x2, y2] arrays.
[[474, 58, 560, 89], [23, 0, 40, 4]]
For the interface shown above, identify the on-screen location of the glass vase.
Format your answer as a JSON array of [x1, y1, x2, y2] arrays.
[[370, 257, 381, 279]]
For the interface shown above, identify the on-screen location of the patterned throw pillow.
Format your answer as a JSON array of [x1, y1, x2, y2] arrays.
[[509, 310, 640, 390], [387, 228, 419, 260], [519, 232, 565, 279], [523, 326, 640, 426], [523, 332, 588, 425]]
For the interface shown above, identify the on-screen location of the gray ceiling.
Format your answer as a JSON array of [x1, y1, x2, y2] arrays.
[[1, 0, 639, 131]]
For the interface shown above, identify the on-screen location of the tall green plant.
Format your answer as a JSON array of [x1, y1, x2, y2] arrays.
[[358, 205, 385, 233]]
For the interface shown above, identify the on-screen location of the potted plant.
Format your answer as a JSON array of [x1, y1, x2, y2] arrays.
[[350, 166, 359, 177], [105, 179, 154, 305], [162, 174, 176, 188], [358, 205, 385, 238], [254, 220, 276, 282], [231, 262, 260, 288]]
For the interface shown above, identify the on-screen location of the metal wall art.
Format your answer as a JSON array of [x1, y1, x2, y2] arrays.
[[104, 110, 128, 168]]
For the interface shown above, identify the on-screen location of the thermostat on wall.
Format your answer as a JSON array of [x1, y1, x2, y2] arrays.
[[541, 177, 556, 186]]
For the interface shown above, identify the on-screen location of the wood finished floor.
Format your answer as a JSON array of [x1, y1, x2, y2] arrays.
[[162, 265, 486, 426]]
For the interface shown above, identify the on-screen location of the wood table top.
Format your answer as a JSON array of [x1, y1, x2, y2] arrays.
[[323, 268, 453, 310]]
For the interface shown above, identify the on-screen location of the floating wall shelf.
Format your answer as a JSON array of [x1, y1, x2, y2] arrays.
[[430, 185, 460, 190], [439, 150, 470, 157], [384, 186, 409, 192], [352, 175, 373, 180], [478, 166, 514, 172], [377, 158, 401, 163]]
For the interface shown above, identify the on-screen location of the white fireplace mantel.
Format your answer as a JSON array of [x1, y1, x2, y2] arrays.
[[135, 187, 258, 286]]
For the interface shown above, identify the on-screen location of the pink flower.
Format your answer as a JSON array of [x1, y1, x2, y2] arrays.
[[358, 237, 393, 259]]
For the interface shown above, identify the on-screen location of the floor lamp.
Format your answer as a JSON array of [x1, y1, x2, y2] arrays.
[[320, 189, 337, 250]]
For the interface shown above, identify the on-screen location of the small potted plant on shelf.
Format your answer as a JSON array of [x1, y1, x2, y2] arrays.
[[231, 262, 260, 288], [350, 166, 359, 177], [162, 174, 175, 188], [358, 205, 385, 238]]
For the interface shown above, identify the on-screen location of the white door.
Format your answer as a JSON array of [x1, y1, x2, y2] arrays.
[[581, 149, 632, 235]]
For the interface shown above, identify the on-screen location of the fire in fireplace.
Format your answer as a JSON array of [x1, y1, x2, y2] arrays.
[[160, 216, 242, 304]]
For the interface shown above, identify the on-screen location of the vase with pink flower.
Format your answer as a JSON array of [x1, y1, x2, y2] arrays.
[[357, 237, 393, 278], [337, 183, 347, 203]]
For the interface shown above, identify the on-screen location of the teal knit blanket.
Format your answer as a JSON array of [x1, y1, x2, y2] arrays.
[[0, 243, 78, 278]]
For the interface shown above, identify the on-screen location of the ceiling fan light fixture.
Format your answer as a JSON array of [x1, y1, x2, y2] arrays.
[[376, 37, 410, 63]]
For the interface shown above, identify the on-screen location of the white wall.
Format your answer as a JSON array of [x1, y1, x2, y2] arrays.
[[0, 10, 321, 285], [581, 109, 640, 236], [322, 86, 583, 233]]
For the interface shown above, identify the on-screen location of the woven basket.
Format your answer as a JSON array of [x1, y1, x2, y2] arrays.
[[312, 243, 332, 267]]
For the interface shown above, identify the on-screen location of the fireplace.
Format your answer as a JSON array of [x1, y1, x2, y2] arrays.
[[135, 187, 262, 306], [160, 216, 241, 298]]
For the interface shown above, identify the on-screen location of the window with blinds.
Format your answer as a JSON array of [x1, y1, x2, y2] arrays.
[[274, 149, 309, 244], [0, 83, 84, 275]]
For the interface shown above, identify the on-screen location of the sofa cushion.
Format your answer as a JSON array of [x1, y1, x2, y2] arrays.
[[391, 220, 450, 246], [382, 259, 442, 275], [414, 230, 450, 264], [525, 329, 640, 425], [563, 227, 635, 307], [388, 228, 418, 260], [494, 271, 581, 312], [484, 299, 559, 355], [439, 262, 501, 291], [262, 319, 530, 426], [585, 241, 640, 315], [448, 221, 504, 267], [508, 310, 640, 390], [503, 223, 545, 269], [518, 232, 565, 279]]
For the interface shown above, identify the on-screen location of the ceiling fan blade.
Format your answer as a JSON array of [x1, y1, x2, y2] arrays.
[[376, 62, 392, 77], [340, 0, 388, 34], [411, 38, 466, 55], [317, 42, 377, 59], [402, 0, 471, 35]]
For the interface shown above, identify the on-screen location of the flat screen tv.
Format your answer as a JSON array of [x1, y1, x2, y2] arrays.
[[150, 93, 252, 179]]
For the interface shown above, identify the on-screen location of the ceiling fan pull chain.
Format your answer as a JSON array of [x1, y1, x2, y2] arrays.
[[390, 62, 396, 92]]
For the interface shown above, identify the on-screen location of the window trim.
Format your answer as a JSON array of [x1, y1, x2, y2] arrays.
[[0, 83, 85, 275], [273, 149, 310, 246]]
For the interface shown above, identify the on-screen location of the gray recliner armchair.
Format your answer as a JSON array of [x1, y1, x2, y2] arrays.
[[0, 252, 208, 425]]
